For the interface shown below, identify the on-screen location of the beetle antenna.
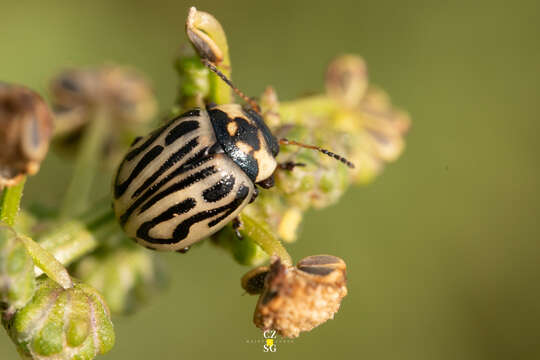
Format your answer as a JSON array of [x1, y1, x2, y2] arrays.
[[278, 138, 355, 169], [201, 58, 261, 113]]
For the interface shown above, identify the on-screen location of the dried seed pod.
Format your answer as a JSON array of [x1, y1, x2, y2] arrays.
[[241, 266, 270, 295], [253, 255, 347, 338], [51, 66, 156, 128], [4, 277, 115, 359], [0, 83, 53, 188], [50, 66, 157, 165]]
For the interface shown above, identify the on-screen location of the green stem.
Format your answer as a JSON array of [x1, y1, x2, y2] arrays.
[[37, 201, 116, 271], [60, 107, 109, 219], [208, 59, 231, 105], [0, 177, 26, 226], [239, 213, 292, 266]]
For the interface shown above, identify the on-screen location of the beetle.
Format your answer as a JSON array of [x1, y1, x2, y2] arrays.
[[113, 60, 354, 252]]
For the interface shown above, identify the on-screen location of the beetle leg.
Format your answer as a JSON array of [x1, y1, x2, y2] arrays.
[[257, 174, 275, 189], [249, 187, 259, 203], [278, 161, 306, 171], [232, 217, 243, 239], [176, 246, 190, 254]]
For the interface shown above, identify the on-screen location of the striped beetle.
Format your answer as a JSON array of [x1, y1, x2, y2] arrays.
[[113, 60, 354, 252]]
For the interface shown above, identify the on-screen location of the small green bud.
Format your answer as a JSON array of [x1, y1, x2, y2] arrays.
[[0, 224, 35, 313], [186, 7, 229, 65], [73, 244, 167, 314], [185, 6, 232, 104], [6, 277, 115, 359]]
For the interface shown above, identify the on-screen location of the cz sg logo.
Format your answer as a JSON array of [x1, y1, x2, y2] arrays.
[[263, 330, 277, 352]]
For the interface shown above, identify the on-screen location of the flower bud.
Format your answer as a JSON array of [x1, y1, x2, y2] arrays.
[[0, 224, 35, 314], [273, 123, 352, 210], [0, 83, 53, 188], [253, 255, 347, 338], [326, 55, 368, 108], [73, 244, 167, 314], [186, 7, 228, 64], [5, 277, 114, 359], [260, 86, 281, 129]]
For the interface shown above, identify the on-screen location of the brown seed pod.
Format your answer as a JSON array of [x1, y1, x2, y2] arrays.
[[241, 266, 270, 295], [0, 83, 53, 188], [50, 66, 157, 133], [253, 255, 347, 338]]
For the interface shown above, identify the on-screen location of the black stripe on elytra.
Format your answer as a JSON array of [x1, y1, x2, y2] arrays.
[[115, 145, 164, 198], [207, 184, 249, 227], [132, 137, 199, 198], [178, 109, 201, 118], [208, 109, 260, 182], [136, 198, 197, 243], [123, 109, 199, 162], [203, 174, 235, 203], [138, 184, 250, 244], [125, 123, 168, 161], [165, 120, 199, 145], [118, 149, 213, 226], [138, 166, 218, 213]]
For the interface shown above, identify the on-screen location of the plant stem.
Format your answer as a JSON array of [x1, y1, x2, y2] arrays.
[[59, 107, 109, 219], [37, 201, 116, 272], [239, 213, 292, 266], [0, 177, 26, 226], [208, 59, 231, 105]]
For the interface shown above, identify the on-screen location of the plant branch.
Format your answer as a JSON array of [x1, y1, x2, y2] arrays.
[[239, 213, 292, 266], [0, 177, 26, 226], [60, 107, 110, 219], [37, 201, 116, 272]]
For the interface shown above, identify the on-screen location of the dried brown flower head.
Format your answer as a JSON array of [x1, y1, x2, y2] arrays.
[[0, 83, 53, 188], [50, 66, 157, 132], [252, 255, 347, 338]]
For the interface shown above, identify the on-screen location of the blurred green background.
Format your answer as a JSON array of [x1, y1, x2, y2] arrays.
[[1, 0, 540, 359]]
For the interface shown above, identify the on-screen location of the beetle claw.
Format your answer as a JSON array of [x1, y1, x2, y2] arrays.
[[232, 217, 243, 239]]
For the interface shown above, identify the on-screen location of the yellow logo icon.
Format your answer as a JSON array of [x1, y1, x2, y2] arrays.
[[263, 330, 277, 352]]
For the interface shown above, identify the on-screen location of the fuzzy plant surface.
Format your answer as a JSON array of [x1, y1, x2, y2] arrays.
[[0, 6, 409, 358]]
